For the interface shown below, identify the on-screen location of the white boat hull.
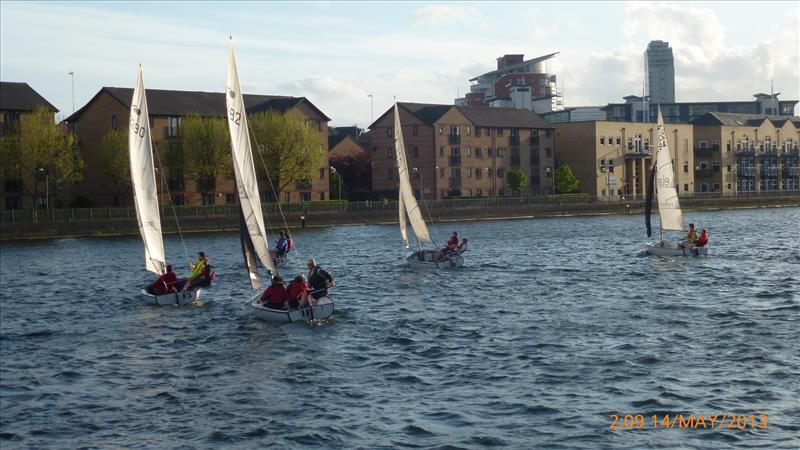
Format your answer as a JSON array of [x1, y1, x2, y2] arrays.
[[406, 250, 465, 269], [140, 288, 201, 306], [248, 293, 335, 322], [645, 242, 708, 257]]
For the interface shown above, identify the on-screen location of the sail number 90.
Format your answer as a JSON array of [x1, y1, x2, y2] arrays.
[[130, 121, 146, 138], [229, 108, 241, 125]]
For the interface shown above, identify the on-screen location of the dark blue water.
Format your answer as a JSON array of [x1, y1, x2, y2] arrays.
[[1, 207, 799, 449]]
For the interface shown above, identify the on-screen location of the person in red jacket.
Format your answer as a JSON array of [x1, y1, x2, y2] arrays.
[[149, 265, 178, 295], [260, 275, 290, 309], [287, 274, 310, 308], [695, 229, 709, 247]]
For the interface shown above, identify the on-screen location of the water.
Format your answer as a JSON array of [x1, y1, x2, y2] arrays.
[[1, 207, 799, 449]]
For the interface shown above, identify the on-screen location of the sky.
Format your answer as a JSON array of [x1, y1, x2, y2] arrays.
[[1, 1, 798, 126]]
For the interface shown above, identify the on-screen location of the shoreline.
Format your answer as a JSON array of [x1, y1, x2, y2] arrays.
[[2, 200, 797, 242]]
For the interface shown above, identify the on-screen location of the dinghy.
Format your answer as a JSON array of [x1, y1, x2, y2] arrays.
[[130, 66, 201, 305], [225, 39, 334, 322], [644, 108, 708, 257], [394, 103, 465, 269]]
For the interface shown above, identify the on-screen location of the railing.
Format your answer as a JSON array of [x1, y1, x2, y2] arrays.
[[449, 155, 461, 166], [695, 168, 714, 177], [624, 144, 651, 156], [4, 191, 800, 225], [760, 169, 779, 178], [695, 147, 714, 157], [448, 134, 461, 145], [782, 168, 800, 178], [738, 168, 756, 177], [782, 147, 799, 156], [735, 146, 756, 155]]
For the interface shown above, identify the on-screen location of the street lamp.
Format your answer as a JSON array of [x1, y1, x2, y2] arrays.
[[69, 71, 75, 114], [367, 94, 374, 125], [599, 147, 620, 203], [38, 167, 48, 210], [330, 166, 342, 205]]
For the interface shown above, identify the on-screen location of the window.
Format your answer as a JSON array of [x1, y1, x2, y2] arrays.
[[412, 125, 418, 136], [475, 147, 482, 158], [226, 193, 237, 204], [5, 197, 21, 209], [498, 148, 505, 157], [320, 191, 325, 200], [475, 127, 481, 137], [167, 117, 181, 137], [318, 121, 322, 132], [616, 137, 621, 145], [497, 168, 505, 178], [413, 146, 419, 157], [467, 126, 471, 136], [600, 159, 606, 173], [699, 140, 708, 148], [300, 192, 312, 202], [439, 126, 443, 135], [439, 146, 444, 157], [683, 161, 688, 173], [713, 183, 720, 191], [387, 147, 393, 159], [387, 168, 394, 180], [111, 115, 117, 130], [497, 128, 503, 136], [467, 168, 472, 178], [467, 147, 471, 157], [600, 136, 606, 145], [320, 167, 326, 179], [488, 147, 494, 157], [712, 161, 720, 172], [387, 127, 393, 137], [545, 129, 553, 137], [684, 184, 689, 192], [172, 194, 185, 206], [608, 159, 614, 173], [546, 148, 552, 158], [439, 168, 445, 178], [202, 193, 215, 205]]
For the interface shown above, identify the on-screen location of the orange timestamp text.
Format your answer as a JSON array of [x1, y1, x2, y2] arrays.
[[609, 413, 768, 431]]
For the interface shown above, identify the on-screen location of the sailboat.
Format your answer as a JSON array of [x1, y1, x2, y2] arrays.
[[394, 103, 465, 269], [644, 108, 708, 257], [225, 39, 334, 322], [132, 66, 201, 305]]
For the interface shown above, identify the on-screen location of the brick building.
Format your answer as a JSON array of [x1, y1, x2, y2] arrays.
[[370, 103, 555, 199], [63, 87, 330, 206]]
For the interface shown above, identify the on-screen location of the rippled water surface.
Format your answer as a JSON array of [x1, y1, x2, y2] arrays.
[[2, 207, 799, 449]]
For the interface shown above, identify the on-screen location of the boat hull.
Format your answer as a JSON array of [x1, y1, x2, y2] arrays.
[[645, 242, 708, 257], [248, 293, 335, 322], [406, 250, 464, 269], [140, 288, 201, 306]]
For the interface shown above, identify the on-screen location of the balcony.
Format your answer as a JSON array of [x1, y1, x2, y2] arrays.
[[509, 135, 520, 145], [448, 155, 461, 166], [760, 169, 779, 178], [695, 167, 714, 178], [738, 169, 756, 178], [448, 134, 461, 145], [695, 147, 714, 157], [782, 168, 800, 178], [735, 146, 755, 155], [783, 146, 799, 156], [449, 176, 462, 188], [511, 156, 521, 166], [624, 144, 651, 156]]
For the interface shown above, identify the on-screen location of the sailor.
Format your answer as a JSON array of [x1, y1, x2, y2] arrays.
[[307, 259, 334, 300], [149, 265, 178, 295], [180, 251, 210, 291], [274, 231, 288, 257], [678, 224, 698, 249], [260, 275, 290, 309], [695, 229, 709, 247], [457, 238, 469, 253], [287, 273, 311, 308]]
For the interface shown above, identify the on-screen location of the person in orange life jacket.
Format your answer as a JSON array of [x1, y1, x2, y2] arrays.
[[287, 273, 310, 308], [678, 224, 698, 249], [695, 229, 709, 247], [150, 265, 178, 295], [260, 275, 290, 309]]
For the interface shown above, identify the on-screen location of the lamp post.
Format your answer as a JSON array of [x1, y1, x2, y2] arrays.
[[599, 147, 620, 203], [69, 71, 75, 114], [38, 167, 48, 210], [330, 166, 342, 206], [367, 94, 374, 125]]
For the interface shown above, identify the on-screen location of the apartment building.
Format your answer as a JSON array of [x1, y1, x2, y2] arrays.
[[370, 103, 555, 199], [554, 121, 695, 200], [63, 87, 330, 206], [691, 113, 800, 194]]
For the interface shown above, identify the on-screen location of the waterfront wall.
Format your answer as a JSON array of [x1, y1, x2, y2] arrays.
[[1, 194, 798, 241]]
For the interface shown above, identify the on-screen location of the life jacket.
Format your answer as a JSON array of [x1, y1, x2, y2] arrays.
[[696, 233, 708, 246], [261, 285, 289, 307], [286, 238, 294, 252]]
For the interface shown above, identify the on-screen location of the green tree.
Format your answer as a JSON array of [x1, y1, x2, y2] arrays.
[[329, 170, 344, 200], [97, 128, 130, 206], [180, 115, 232, 200], [330, 153, 372, 200], [249, 110, 325, 201], [554, 162, 579, 194], [0, 106, 83, 206], [506, 167, 528, 196]]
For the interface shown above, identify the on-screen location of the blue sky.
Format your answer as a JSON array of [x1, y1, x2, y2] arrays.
[[1, 1, 798, 126]]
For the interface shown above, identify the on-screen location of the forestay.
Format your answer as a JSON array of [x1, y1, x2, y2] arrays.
[[394, 103, 432, 245], [129, 66, 165, 275], [654, 109, 684, 231], [226, 39, 276, 279]]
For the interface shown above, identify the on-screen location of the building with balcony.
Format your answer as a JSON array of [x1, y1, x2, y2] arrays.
[[553, 121, 695, 200], [62, 87, 331, 206], [691, 112, 800, 194], [604, 93, 798, 123], [454, 53, 562, 115], [370, 103, 555, 199], [0, 81, 60, 209]]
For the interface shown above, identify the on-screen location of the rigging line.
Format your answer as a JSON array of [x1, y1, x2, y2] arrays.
[[152, 144, 190, 264], [249, 126, 293, 248]]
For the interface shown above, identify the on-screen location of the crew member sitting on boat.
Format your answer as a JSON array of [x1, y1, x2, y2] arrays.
[[695, 229, 709, 247], [260, 275, 290, 309], [178, 251, 214, 291], [433, 232, 461, 261], [287, 273, 311, 307], [148, 264, 178, 295], [457, 238, 468, 253], [307, 259, 334, 300], [678, 223, 698, 249]]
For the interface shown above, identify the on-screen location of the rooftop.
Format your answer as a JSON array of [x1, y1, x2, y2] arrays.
[[0, 81, 59, 112]]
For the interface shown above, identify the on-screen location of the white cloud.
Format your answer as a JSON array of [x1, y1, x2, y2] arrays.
[[412, 5, 490, 30]]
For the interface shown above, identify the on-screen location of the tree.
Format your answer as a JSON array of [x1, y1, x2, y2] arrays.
[[554, 162, 579, 194], [330, 152, 372, 200], [180, 115, 232, 201], [249, 110, 325, 201], [506, 168, 528, 196], [0, 106, 83, 206], [97, 128, 130, 206]]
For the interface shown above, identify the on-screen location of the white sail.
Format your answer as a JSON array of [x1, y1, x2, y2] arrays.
[[398, 188, 409, 248], [654, 108, 684, 231], [129, 66, 165, 275], [226, 39, 276, 274], [394, 103, 433, 244]]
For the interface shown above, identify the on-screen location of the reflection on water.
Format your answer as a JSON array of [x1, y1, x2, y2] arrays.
[[1, 207, 798, 448]]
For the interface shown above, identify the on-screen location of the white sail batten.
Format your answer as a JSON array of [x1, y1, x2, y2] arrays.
[[394, 104, 433, 244], [654, 109, 684, 231], [226, 40, 276, 275], [129, 67, 166, 275]]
